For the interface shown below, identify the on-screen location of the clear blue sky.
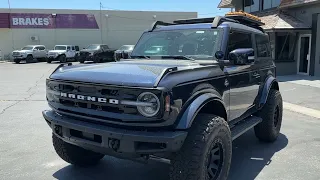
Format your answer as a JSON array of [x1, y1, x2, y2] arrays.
[[1, 0, 231, 17]]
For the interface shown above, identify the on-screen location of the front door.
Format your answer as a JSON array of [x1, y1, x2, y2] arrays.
[[225, 31, 260, 121], [297, 35, 311, 75]]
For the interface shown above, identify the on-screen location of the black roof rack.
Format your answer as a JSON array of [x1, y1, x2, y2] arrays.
[[149, 15, 265, 32]]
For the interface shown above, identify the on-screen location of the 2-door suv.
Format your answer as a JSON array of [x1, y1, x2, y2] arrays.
[[12, 45, 47, 64], [78, 44, 116, 63], [47, 45, 79, 63], [43, 12, 283, 180]]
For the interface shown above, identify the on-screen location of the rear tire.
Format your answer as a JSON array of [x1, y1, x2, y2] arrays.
[[52, 133, 104, 167], [254, 89, 283, 142], [170, 114, 232, 180], [79, 60, 85, 63], [47, 59, 52, 63]]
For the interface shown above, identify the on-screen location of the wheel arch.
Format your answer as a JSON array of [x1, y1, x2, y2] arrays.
[[175, 93, 228, 130], [259, 76, 279, 108]]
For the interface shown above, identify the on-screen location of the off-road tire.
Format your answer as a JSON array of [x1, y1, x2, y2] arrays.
[[26, 55, 33, 63], [14, 59, 20, 64], [59, 55, 66, 63], [170, 114, 232, 180], [52, 133, 104, 167], [254, 89, 283, 142], [47, 59, 52, 63], [79, 60, 85, 63]]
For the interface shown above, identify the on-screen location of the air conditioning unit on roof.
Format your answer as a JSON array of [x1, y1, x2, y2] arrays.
[[30, 36, 39, 41]]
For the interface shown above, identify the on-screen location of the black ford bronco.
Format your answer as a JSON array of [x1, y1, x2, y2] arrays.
[[43, 13, 283, 180]]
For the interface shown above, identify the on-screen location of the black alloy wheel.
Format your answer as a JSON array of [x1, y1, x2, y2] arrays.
[[207, 141, 224, 180]]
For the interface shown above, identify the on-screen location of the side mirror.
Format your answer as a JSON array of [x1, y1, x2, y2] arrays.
[[229, 48, 254, 65]]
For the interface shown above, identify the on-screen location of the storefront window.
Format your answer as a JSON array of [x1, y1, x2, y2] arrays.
[[244, 0, 260, 13], [244, 0, 281, 12], [274, 32, 298, 62], [263, 0, 281, 10]]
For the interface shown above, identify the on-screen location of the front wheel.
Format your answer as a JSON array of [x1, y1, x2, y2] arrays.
[[14, 59, 21, 64], [254, 89, 283, 142], [170, 114, 232, 180], [52, 133, 104, 167], [59, 55, 66, 63], [26, 55, 33, 63]]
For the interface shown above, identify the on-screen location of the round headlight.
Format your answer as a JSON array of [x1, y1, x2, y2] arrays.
[[137, 92, 160, 117]]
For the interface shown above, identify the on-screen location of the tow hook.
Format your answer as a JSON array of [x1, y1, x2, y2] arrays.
[[108, 138, 120, 151]]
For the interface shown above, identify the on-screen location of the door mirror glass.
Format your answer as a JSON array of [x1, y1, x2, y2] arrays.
[[229, 48, 254, 65]]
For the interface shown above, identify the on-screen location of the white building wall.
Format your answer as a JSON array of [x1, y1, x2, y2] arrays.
[[0, 8, 197, 59]]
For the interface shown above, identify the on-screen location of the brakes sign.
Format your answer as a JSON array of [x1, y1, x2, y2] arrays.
[[10, 13, 53, 28], [12, 17, 50, 26]]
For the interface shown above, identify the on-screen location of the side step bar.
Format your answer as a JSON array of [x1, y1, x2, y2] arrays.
[[231, 116, 262, 141]]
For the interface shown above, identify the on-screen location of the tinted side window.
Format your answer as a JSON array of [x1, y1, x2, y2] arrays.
[[39, 46, 45, 50], [67, 46, 71, 50], [75, 46, 79, 51], [227, 31, 252, 55], [256, 34, 271, 57], [103, 45, 109, 49], [72, 46, 75, 50]]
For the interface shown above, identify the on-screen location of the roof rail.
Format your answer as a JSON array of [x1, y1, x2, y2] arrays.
[[173, 16, 238, 28], [149, 15, 265, 32], [149, 21, 176, 32]]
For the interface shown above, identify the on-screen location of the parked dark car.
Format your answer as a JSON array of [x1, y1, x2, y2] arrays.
[[78, 44, 116, 63], [114, 45, 135, 61], [43, 13, 283, 180]]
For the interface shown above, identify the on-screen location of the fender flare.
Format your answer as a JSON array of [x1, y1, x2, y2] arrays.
[[259, 76, 279, 106], [175, 93, 226, 129]]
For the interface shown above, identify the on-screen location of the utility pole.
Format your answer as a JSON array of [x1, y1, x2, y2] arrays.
[[8, 0, 15, 51], [100, 2, 103, 44]]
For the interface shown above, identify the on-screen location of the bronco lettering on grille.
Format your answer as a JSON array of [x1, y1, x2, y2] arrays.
[[60, 92, 119, 104]]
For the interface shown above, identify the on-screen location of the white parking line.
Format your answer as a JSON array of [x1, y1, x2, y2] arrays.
[[283, 102, 320, 119]]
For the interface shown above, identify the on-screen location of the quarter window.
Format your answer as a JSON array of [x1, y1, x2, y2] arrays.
[[255, 34, 271, 57]]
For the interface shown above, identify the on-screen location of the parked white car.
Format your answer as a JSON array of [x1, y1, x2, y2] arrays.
[[47, 45, 79, 63], [12, 45, 47, 64]]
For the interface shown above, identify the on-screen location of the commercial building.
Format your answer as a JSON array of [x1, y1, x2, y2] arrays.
[[0, 8, 197, 59], [219, 0, 320, 76]]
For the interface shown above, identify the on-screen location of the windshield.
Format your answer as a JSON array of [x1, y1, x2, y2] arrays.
[[22, 46, 34, 50], [86, 45, 100, 50], [119, 45, 134, 51], [131, 29, 221, 60], [54, 46, 67, 50]]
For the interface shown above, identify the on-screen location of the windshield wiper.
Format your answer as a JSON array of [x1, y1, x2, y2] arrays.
[[130, 55, 150, 59], [160, 55, 194, 60]]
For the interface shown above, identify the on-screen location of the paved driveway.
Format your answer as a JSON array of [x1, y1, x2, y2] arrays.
[[0, 62, 320, 180]]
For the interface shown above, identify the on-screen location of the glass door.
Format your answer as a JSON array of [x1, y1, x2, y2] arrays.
[[297, 35, 311, 75]]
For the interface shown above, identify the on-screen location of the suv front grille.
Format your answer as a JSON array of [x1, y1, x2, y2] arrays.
[[47, 81, 140, 115], [12, 52, 20, 56]]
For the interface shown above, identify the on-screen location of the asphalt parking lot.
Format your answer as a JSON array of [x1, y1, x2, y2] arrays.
[[1, 62, 320, 180]]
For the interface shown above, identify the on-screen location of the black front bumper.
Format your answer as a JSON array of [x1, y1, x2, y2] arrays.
[[43, 110, 187, 158]]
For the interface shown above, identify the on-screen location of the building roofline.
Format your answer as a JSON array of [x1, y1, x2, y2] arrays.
[[280, 1, 320, 9]]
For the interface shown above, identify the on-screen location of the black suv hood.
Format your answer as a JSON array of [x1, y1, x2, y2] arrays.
[[80, 49, 97, 53], [50, 60, 202, 87]]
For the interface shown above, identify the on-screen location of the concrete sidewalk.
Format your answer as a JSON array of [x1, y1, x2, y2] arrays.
[[278, 75, 320, 113], [278, 75, 320, 88]]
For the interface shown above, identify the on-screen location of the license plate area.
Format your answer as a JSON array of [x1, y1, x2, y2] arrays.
[[69, 129, 102, 143]]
